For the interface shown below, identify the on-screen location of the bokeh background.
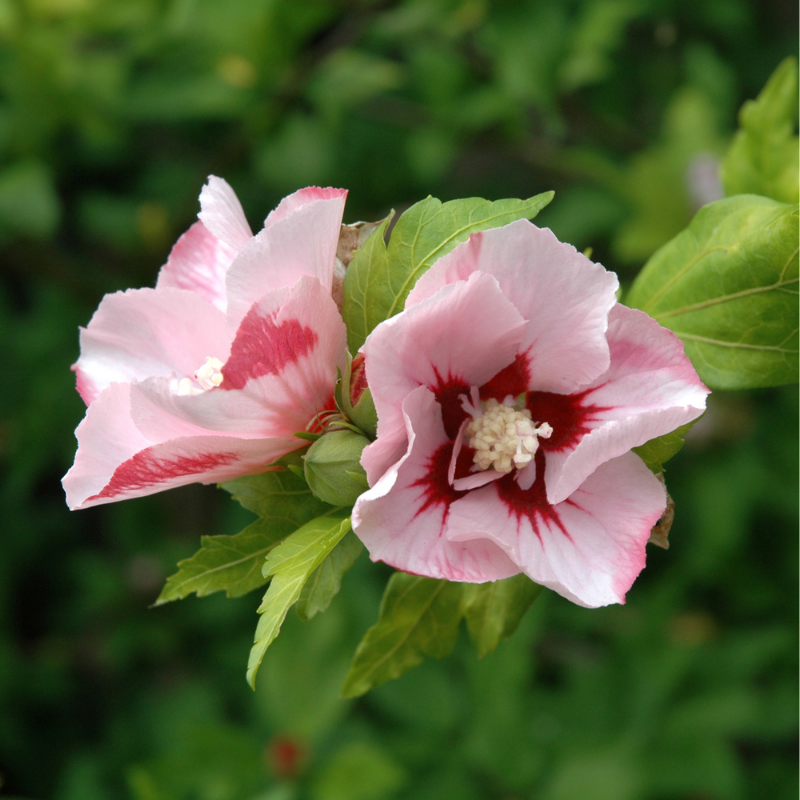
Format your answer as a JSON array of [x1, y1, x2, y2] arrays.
[[1, 1, 797, 798]]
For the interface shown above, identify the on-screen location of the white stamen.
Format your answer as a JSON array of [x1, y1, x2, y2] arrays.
[[194, 356, 224, 390], [175, 356, 224, 395], [463, 395, 552, 474]]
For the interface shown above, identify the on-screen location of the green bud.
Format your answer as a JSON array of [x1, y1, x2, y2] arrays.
[[303, 429, 370, 506], [339, 352, 378, 438]]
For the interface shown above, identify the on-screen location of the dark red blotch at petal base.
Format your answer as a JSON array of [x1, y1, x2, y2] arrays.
[[88, 448, 240, 501], [222, 311, 318, 390], [480, 352, 531, 401], [349, 353, 368, 405], [411, 442, 465, 523], [496, 450, 572, 542], [526, 388, 607, 452], [431, 368, 470, 440]]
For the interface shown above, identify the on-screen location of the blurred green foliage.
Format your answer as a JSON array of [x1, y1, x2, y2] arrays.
[[0, 0, 797, 798]]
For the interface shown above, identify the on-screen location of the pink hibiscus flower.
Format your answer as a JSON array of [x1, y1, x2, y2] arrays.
[[351, 220, 709, 607], [63, 177, 348, 509]]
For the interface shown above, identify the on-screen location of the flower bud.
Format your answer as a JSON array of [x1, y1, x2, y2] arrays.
[[303, 429, 370, 506], [339, 353, 378, 437]]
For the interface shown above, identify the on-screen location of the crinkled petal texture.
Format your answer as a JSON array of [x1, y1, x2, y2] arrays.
[[353, 219, 708, 607], [65, 179, 348, 509]]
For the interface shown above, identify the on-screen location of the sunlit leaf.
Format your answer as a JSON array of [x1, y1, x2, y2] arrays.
[[462, 575, 543, 658], [342, 193, 554, 352], [626, 195, 798, 390], [296, 530, 364, 622], [155, 519, 288, 604], [341, 573, 464, 698], [247, 512, 351, 688], [722, 58, 799, 204]]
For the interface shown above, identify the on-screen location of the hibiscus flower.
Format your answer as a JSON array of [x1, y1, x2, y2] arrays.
[[351, 220, 708, 607], [63, 177, 348, 509]]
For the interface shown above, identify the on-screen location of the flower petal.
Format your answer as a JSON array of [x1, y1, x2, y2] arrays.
[[74, 287, 228, 405], [156, 221, 236, 312], [540, 304, 710, 504], [408, 220, 619, 393], [263, 186, 349, 228], [130, 276, 345, 440], [225, 188, 347, 335], [352, 386, 520, 582], [63, 382, 300, 509], [446, 451, 665, 607], [363, 271, 526, 474], [198, 175, 253, 253]]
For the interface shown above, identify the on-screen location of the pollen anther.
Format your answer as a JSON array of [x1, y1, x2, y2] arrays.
[[463, 394, 552, 473]]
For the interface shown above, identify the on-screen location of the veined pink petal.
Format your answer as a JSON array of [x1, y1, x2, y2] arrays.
[[156, 221, 236, 311], [131, 277, 345, 441], [198, 175, 253, 253], [363, 271, 526, 471], [63, 382, 299, 510], [264, 186, 349, 228], [541, 304, 709, 504], [407, 220, 619, 393], [74, 288, 228, 406], [352, 386, 520, 582], [446, 451, 665, 607], [225, 188, 347, 335]]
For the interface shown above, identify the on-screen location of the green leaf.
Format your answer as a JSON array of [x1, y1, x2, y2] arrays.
[[462, 574, 543, 658], [247, 512, 351, 688], [221, 467, 328, 521], [154, 519, 288, 604], [633, 419, 700, 474], [296, 530, 364, 622], [626, 194, 799, 390], [158, 469, 334, 604], [722, 58, 799, 204], [341, 573, 464, 698], [341, 192, 554, 352]]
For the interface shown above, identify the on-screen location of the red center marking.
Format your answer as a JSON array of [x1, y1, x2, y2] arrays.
[[480, 351, 531, 401], [525, 388, 607, 452], [411, 442, 465, 526], [495, 450, 571, 541], [89, 448, 239, 500], [222, 311, 318, 390], [431, 367, 470, 440]]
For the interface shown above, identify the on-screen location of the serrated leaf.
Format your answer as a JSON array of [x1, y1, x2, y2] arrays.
[[342, 192, 554, 352], [462, 574, 543, 658], [632, 419, 700, 474], [722, 58, 799, 204], [158, 469, 333, 604], [247, 512, 351, 688], [296, 531, 364, 622], [341, 573, 464, 698], [626, 194, 799, 390], [155, 519, 288, 604], [222, 467, 328, 521]]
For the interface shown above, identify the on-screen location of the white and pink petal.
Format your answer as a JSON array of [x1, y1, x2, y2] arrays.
[[198, 175, 253, 253], [156, 221, 236, 311], [363, 272, 526, 453], [539, 304, 709, 504], [353, 386, 520, 583], [224, 188, 347, 334], [446, 451, 665, 607], [407, 220, 619, 394], [74, 287, 229, 405]]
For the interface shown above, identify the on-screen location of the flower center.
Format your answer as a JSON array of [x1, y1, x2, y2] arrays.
[[462, 392, 552, 474], [176, 356, 224, 396]]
